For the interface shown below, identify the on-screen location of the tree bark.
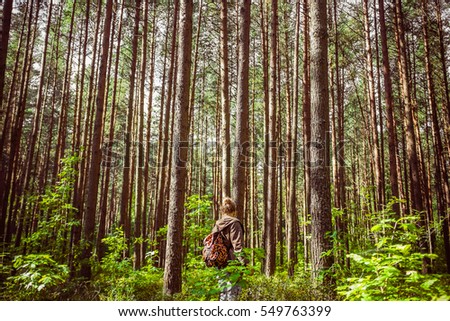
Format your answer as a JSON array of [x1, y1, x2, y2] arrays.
[[378, 0, 401, 217], [154, 0, 179, 268], [220, 0, 231, 199], [53, 0, 77, 180], [76, 0, 103, 253], [287, 0, 300, 277], [309, 0, 333, 283], [301, 0, 311, 268], [0, 0, 24, 242], [142, 0, 158, 267], [434, 0, 450, 159], [394, 0, 430, 272], [119, 0, 141, 251], [420, 0, 450, 273], [163, 0, 193, 296], [264, 0, 277, 277], [96, 0, 124, 262], [259, 0, 270, 245], [79, 0, 113, 279], [134, 0, 150, 270], [232, 0, 251, 223], [363, 0, 383, 210], [394, 0, 424, 214], [6, 0, 39, 249], [0, 0, 13, 128]]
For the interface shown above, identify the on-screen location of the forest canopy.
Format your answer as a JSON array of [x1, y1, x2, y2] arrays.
[[1, 0, 450, 300]]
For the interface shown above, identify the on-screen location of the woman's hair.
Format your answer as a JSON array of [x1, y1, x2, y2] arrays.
[[221, 197, 237, 217]]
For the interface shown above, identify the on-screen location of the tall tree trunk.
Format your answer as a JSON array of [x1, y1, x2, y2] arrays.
[[394, 0, 430, 272], [154, 0, 179, 268], [18, 0, 54, 236], [188, 0, 203, 126], [378, 0, 400, 217], [72, 0, 91, 235], [302, 0, 311, 268], [309, 0, 333, 283], [421, 0, 450, 273], [287, 0, 300, 277], [163, 0, 193, 296], [434, 0, 450, 159], [332, 0, 348, 268], [53, 0, 77, 180], [119, 0, 141, 251], [0, 0, 13, 129], [394, 2, 425, 210], [373, 2, 386, 210], [363, 0, 383, 210], [0, 3, 25, 241], [79, 0, 113, 279], [134, 0, 150, 270], [96, 0, 124, 262], [259, 0, 270, 234], [264, 0, 277, 277], [394, 0, 424, 214], [75, 0, 102, 254], [232, 0, 251, 223], [220, 0, 231, 199], [7, 0, 38, 249], [0, 0, 23, 242], [142, 0, 157, 267]]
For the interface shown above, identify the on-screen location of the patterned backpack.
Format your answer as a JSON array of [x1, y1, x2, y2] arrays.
[[202, 224, 232, 268]]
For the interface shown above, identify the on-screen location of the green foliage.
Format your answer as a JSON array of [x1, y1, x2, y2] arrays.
[[185, 194, 213, 216], [1, 156, 82, 300], [95, 262, 164, 301], [179, 254, 223, 300], [180, 194, 255, 300], [185, 194, 213, 220], [338, 252, 450, 300], [0, 254, 9, 285], [180, 253, 255, 301], [337, 211, 450, 301], [184, 194, 214, 253], [97, 228, 130, 276], [6, 186, 449, 301], [24, 154, 80, 259], [94, 228, 164, 301], [4, 254, 69, 300], [240, 269, 329, 301]]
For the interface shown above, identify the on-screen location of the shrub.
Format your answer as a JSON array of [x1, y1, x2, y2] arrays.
[[4, 254, 69, 300], [180, 253, 257, 301], [94, 228, 164, 301], [240, 268, 329, 301], [179, 254, 224, 300], [337, 214, 450, 300]]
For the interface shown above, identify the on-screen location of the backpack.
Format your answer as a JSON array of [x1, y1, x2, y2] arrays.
[[202, 224, 232, 268]]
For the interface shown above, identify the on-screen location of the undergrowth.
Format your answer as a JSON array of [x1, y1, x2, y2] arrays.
[[2, 195, 449, 301]]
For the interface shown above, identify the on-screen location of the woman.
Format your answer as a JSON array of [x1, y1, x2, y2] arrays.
[[212, 197, 246, 300]]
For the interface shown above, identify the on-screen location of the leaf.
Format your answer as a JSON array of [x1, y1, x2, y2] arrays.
[[371, 224, 383, 232], [421, 279, 437, 290], [381, 266, 400, 277], [391, 244, 411, 255], [348, 253, 364, 263], [406, 270, 420, 282], [375, 237, 388, 249]]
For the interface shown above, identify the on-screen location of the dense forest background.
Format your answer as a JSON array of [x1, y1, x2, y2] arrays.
[[1, 0, 450, 300]]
